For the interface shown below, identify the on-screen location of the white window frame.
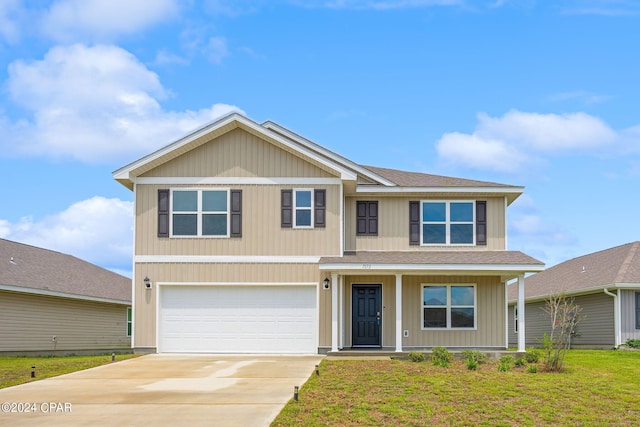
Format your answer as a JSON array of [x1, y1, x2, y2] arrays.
[[420, 200, 475, 246], [421, 284, 477, 330], [293, 189, 314, 229], [170, 188, 230, 238]]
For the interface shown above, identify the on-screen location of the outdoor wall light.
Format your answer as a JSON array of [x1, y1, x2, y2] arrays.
[[144, 276, 152, 289], [323, 277, 330, 290]]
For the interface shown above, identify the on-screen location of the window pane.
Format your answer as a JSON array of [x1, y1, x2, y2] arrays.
[[173, 214, 197, 235], [295, 191, 312, 208], [423, 224, 446, 244], [296, 210, 312, 226], [450, 202, 473, 222], [203, 191, 227, 211], [424, 286, 447, 305], [203, 214, 227, 235], [451, 308, 474, 328], [451, 224, 473, 244], [173, 191, 197, 211], [423, 202, 446, 221], [424, 308, 447, 328], [451, 286, 474, 306]]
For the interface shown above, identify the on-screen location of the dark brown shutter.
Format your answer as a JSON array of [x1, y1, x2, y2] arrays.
[[357, 201, 367, 235], [230, 190, 242, 238], [357, 201, 378, 236], [158, 189, 170, 238], [476, 201, 487, 246], [314, 189, 326, 228], [281, 190, 292, 228], [409, 201, 420, 245]]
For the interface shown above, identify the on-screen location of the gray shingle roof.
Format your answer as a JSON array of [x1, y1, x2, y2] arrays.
[[509, 241, 640, 301], [0, 238, 131, 303], [321, 250, 543, 266], [360, 165, 516, 188]]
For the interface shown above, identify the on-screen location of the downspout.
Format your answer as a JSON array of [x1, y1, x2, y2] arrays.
[[603, 288, 621, 348]]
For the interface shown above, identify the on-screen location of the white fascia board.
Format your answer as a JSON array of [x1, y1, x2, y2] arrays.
[[0, 284, 130, 306], [356, 185, 525, 195], [135, 177, 342, 185], [262, 121, 396, 186], [318, 263, 545, 273], [136, 255, 321, 263]]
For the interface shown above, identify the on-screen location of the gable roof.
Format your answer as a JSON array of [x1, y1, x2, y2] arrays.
[[509, 241, 640, 302], [0, 238, 131, 304], [113, 113, 524, 202]]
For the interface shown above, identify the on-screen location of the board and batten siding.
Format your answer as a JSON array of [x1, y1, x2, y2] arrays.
[[620, 290, 640, 343], [0, 290, 130, 354], [135, 184, 341, 257], [508, 292, 615, 348], [133, 263, 324, 349], [140, 127, 337, 179], [344, 196, 506, 252]]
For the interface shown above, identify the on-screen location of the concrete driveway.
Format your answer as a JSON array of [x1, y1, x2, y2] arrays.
[[0, 354, 324, 427]]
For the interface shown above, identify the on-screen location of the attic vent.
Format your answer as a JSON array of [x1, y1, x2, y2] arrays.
[[9, 257, 16, 265]]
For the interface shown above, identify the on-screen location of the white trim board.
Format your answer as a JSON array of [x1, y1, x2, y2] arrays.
[[136, 177, 342, 185], [135, 255, 321, 263]]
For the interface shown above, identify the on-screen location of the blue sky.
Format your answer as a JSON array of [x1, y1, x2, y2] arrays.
[[1, 0, 638, 277]]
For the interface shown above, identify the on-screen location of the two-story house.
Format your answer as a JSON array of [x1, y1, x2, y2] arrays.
[[113, 112, 543, 355]]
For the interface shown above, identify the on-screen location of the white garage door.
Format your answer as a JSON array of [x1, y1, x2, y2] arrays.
[[159, 285, 317, 354]]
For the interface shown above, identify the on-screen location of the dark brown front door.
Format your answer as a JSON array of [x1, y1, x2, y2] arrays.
[[352, 285, 382, 347]]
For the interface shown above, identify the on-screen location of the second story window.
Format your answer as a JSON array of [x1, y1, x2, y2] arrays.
[[281, 189, 326, 229], [294, 189, 313, 228], [171, 189, 229, 237], [422, 201, 474, 245]]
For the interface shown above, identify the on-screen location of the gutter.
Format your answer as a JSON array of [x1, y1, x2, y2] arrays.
[[603, 288, 621, 348]]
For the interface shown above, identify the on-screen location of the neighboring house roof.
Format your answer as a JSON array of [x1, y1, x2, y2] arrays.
[[320, 251, 543, 280], [508, 241, 640, 302], [0, 238, 131, 304]]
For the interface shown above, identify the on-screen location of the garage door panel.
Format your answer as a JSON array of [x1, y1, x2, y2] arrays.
[[159, 285, 317, 354]]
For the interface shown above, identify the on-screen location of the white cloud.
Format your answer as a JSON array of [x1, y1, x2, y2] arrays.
[[41, 0, 180, 42], [0, 197, 134, 275], [181, 25, 229, 64], [0, 0, 23, 44], [1, 44, 243, 163], [436, 109, 618, 172]]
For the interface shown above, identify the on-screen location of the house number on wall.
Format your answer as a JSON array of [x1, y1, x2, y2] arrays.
[[362, 264, 372, 269]]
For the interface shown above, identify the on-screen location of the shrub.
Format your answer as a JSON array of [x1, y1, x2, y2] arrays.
[[408, 351, 425, 362], [625, 339, 640, 349], [431, 346, 453, 368], [497, 355, 514, 372], [527, 365, 538, 373], [466, 358, 479, 371], [524, 348, 540, 363], [514, 357, 526, 367], [461, 350, 487, 365]]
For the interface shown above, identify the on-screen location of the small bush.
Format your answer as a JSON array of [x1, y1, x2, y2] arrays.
[[461, 350, 487, 365], [514, 357, 526, 367], [527, 365, 538, 373], [497, 355, 514, 372], [431, 346, 453, 368], [408, 351, 425, 362], [524, 348, 540, 363], [625, 339, 640, 349], [466, 358, 479, 371]]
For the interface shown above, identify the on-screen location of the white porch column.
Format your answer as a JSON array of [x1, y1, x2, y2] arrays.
[[331, 273, 339, 352], [517, 274, 526, 352], [395, 273, 403, 352]]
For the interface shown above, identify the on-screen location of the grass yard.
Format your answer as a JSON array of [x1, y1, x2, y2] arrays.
[[0, 354, 140, 389], [272, 350, 640, 426]]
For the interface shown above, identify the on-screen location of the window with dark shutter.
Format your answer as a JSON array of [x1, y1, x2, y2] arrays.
[[409, 201, 420, 245], [314, 189, 326, 228], [230, 190, 242, 238], [158, 189, 170, 238], [476, 201, 487, 246], [636, 292, 640, 329], [281, 189, 293, 228], [357, 201, 378, 236]]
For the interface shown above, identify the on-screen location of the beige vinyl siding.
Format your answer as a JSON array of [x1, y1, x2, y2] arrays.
[[508, 293, 616, 348], [0, 290, 130, 353], [620, 290, 640, 343], [133, 263, 323, 349], [345, 196, 506, 252], [337, 275, 504, 348], [135, 184, 341, 257], [141, 128, 336, 179]]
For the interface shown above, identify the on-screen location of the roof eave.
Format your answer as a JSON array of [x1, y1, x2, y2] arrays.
[[356, 185, 524, 203]]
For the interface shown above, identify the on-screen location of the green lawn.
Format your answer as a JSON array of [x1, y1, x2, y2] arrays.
[[0, 354, 140, 389], [272, 350, 640, 426]]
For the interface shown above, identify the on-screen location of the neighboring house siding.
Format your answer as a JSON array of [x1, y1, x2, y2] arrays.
[[140, 128, 337, 179], [344, 196, 506, 252], [620, 290, 640, 343], [0, 291, 130, 353], [509, 293, 615, 348], [133, 263, 324, 349], [135, 184, 341, 257]]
